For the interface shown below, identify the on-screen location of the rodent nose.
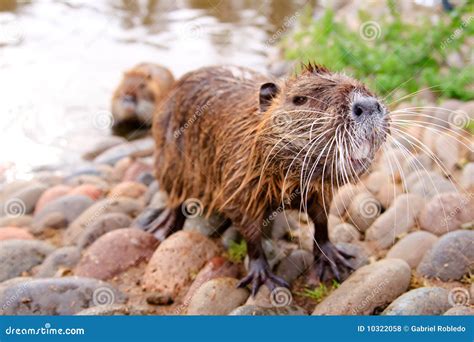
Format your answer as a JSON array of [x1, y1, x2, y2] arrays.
[[352, 98, 382, 118], [123, 94, 136, 104]]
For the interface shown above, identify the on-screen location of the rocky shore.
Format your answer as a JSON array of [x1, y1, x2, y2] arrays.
[[0, 99, 472, 316]]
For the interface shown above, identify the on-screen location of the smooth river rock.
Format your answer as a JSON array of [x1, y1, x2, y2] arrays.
[[419, 193, 474, 236], [329, 223, 361, 244], [444, 306, 474, 315], [346, 192, 381, 232], [35, 246, 81, 278], [312, 259, 411, 315], [406, 171, 457, 199], [0, 215, 33, 228], [329, 184, 361, 217], [93, 137, 154, 165], [64, 197, 143, 244], [1, 183, 48, 216], [276, 249, 313, 284], [108, 181, 148, 200], [0, 227, 34, 241], [143, 231, 221, 300], [365, 194, 425, 249], [186, 277, 249, 315], [75, 228, 158, 280], [33, 194, 94, 231], [382, 287, 451, 315], [417, 230, 474, 281], [76, 304, 154, 316], [0, 240, 55, 282], [183, 214, 229, 237], [461, 163, 474, 190], [182, 257, 239, 305], [229, 305, 307, 316], [75, 213, 132, 249], [34, 185, 72, 213], [386, 231, 438, 268], [0, 277, 126, 315]]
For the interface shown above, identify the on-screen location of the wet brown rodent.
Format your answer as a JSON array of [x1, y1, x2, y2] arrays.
[[111, 63, 174, 136], [147, 63, 389, 295]]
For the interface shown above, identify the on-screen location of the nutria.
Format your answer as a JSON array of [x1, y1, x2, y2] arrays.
[[144, 63, 389, 295], [111, 63, 174, 136]]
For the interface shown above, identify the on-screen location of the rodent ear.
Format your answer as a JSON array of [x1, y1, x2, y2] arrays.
[[259, 82, 279, 112]]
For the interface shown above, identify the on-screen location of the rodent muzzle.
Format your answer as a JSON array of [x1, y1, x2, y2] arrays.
[[352, 97, 383, 119]]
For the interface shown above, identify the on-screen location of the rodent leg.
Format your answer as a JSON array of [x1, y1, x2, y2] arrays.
[[237, 226, 290, 296], [132, 205, 185, 241], [307, 198, 355, 283]]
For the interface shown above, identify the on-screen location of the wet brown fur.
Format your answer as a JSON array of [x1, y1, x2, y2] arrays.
[[152, 63, 385, 241]]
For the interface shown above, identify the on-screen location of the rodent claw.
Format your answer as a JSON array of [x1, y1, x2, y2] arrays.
[[237, 258, 290, 297], [312, 242, 355, 283]]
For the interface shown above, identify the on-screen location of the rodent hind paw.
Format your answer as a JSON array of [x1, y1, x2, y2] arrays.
[[310, 241, 355, 284], [237, 257, 289, 297]]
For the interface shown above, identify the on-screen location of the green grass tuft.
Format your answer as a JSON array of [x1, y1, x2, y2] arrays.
[[298, 280, 340, 303], [227, 240, 247, 264]]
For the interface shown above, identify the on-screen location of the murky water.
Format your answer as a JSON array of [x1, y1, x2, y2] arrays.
[[0, 0, 316, 176]]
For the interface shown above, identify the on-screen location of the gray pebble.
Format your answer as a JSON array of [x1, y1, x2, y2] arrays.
[[76, 213, 132, 249], [33, 195, 94, 230], [229, 304, 307, 315], [386, 231, 438, 268], [312, 259, 411, 315], [0, 240, 55, 282], [0, 276, 126, 315], [35, 246, 81, 277], [76, 304, 154, 316], [417, 230, 474, 281], [444, 306, 474, 315], [382, 287, 452, 315], [276, 249, 312, 284]]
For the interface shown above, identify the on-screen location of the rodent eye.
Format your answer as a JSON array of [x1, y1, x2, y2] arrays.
[[292, 96, 307, 106]]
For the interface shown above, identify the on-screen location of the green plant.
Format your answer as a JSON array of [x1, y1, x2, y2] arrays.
[[298, 280, 340, 303], [227, 240, 247, 263], [283, 1, 474, 101]]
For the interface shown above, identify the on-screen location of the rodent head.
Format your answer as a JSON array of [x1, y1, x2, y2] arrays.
[[111, 63, 162, 134], [259, 63, 389, 185]]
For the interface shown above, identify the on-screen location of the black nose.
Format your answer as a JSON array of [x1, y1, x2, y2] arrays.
[[352, 98, 382, 117]]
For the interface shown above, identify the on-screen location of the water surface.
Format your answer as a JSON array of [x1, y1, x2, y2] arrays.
[[0, 0, 314, 177]]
